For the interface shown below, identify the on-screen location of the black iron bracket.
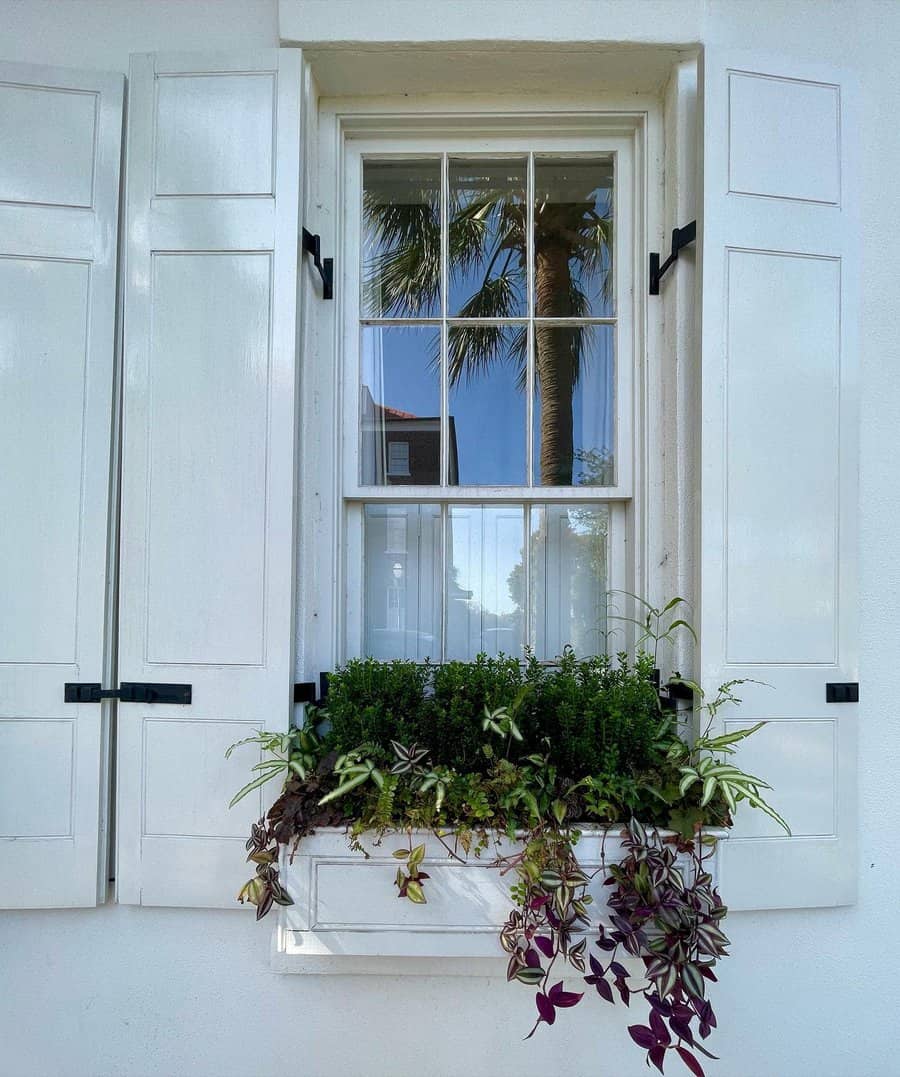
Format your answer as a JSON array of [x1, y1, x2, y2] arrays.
[[301, 228, 333, 300], [293, 673, 330, 707], [826, 682, 859, 703], [649, 221, 696, 295], [65, 682, 192, 704], [651, 669, 695, 712]]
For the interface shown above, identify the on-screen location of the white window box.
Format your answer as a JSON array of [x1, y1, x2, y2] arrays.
[[272, 826, 726, 975]]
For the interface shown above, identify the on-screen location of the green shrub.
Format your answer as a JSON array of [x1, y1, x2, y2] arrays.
[[323, 650, 662, 781], [324, 658, 430, 762]]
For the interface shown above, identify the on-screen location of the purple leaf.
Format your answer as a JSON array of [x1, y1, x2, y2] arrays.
[[676, 1046, 706, 1077], [650, 1010, 671, 1046], [594, 977, 614, 1004], [649, 1044, 667, 1074], [669, 1017, 695, 1045], [610, 961, 629, 979], [647, 994, 673, 1018], [548, 981, 584, 1008], [611, 915, 634, 934], [524, 948, 541, 968], [616, 979, 631, 1006], [589, 955, 605, 978], [628, 1024, 657, 1050], [535, 992, 556, 1026], [529, 894, 550, 910], [596, 936, 617, 952], [535, 935, 555, 959]]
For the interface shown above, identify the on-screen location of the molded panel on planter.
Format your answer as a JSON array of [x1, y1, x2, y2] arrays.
[[275, 828, 724, 971]]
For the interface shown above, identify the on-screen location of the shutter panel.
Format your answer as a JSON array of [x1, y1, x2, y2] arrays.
[[117, 51, 302, 906], [0, 63, 123, 907], [699, 51, 858, 909]]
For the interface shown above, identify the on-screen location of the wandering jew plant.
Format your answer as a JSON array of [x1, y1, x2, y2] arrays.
[[229, 601, 788, 1076]]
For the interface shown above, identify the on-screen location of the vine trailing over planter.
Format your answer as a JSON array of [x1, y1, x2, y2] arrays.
[[228, 602, 788, 1076]]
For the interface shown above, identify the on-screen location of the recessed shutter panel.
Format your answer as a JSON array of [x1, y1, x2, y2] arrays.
[[0, 63, 123, 907], [699, 51, 858, 909], [117, 51, 302, 906]]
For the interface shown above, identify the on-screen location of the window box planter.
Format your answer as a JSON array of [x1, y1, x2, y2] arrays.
[[272, 825, 726, 971]]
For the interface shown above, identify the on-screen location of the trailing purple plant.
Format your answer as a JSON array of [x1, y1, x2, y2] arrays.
[[499, 819, 726, 1075]]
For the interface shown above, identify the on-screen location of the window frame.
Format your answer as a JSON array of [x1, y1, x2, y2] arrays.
[[300, 98, 664, 675]]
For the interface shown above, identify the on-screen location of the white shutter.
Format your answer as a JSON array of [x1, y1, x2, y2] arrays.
[[117, 51, 302, 906], [0, 63, 123, 907], [699, 51, 858, 909]]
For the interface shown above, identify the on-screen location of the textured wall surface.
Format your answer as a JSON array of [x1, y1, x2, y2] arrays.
[[2, 2, 900, 1075]]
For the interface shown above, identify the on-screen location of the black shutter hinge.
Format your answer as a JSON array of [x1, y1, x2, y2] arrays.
[[826, 682, 859, 703], [64, 682, 192, 704], [301, 228, 333, 300], [649, 221, 696, 295]]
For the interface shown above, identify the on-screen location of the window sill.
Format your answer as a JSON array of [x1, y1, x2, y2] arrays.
[[272, 826, 726, 975]]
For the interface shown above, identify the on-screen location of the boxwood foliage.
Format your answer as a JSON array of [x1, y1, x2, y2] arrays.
[[323, 649, 661, 780]]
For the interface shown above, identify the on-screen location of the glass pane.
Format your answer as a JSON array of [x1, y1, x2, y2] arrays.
[[360, 326, 441, 485], [448, 325, 526, 485], [363, 504, 441, 661], [530, 504, 609, 658], [362, 158, 441, 318], [533, 156, 614, 317], [533, 324, 614, 486], [449, 157, 527, 317], [446, 505, 524, 659]]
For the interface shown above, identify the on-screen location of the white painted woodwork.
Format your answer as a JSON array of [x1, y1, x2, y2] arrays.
[[700, 52, 858, 909], [0, 62, 123, 907], [275, 827, 724, 970], [117, 50, 302, 907]]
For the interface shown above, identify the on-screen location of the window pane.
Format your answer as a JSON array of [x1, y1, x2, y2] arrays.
[[360, 326, 441, 485], [449, 157, 526, 317], [447, 505, 524, 658], [362, 158, 441, 318], [533, 156, 613, 317], [531, 504, 609, 657], [363, 504, 441, 661], [533, 324, 614, 486], [448, 325, 526, 485]]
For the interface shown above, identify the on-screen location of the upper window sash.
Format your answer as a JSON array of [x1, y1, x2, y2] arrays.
[[341, 132, 636, 501]]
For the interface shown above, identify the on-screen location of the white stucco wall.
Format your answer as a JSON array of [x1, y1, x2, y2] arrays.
[[2, 2, 900, 1075]]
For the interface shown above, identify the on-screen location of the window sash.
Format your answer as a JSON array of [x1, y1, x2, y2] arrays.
[[342, 133, 635, 500]]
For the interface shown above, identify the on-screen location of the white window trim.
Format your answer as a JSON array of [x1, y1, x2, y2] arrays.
[[297, 93, 665, 679]]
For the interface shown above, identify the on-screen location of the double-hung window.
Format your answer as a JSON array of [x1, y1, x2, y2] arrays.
[[340, 129, 636, 663]]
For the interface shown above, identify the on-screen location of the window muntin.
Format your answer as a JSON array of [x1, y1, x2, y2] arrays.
[[342, 131, 634, 663]]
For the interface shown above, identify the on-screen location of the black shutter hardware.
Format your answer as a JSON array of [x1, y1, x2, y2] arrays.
[[65, 682, 192, 704], [301, 228, 334, 300], [649, 221, 697, 295]]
